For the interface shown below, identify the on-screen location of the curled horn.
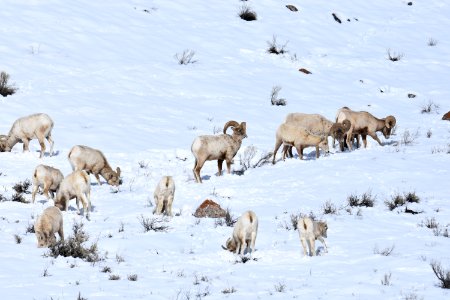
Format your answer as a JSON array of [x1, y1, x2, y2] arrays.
[[385, 116, 396, 128], [221, 245, 228, 250], [240, 122, 247, 136], [341, 120, 351, 131], [223, 120, 240, 134]]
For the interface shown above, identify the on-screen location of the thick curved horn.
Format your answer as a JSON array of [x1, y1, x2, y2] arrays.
[[240, 122, 247, 136], [223, 120, 239, 134], [385, 116, 396, 128], [342, 120, 351, 131], [221, 245, 228, 250]]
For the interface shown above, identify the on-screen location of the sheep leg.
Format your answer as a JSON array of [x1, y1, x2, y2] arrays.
[[317, 236, 328, 253], [238, 237, 246, 255], [31, 184, 39, 203], [295, 145, 303, 160], [22, 138, 30, 152], [42, 183, 50, 200], [315, 145, 320, 158], [217, 159, 224, 176], [58, 220, 64, 241], [46, 133, 54, 156], [369, 132, 383, 146], [250, 232, 257, 258], [361, 133, 367, 148], [300, 237, 308, 256], [94, 173, 102, 185], [310, 238, 316, 256], [193, 158, 205, 183], [226, 159, 232, 174], [155, 197, 164, 215], [346, 128, 354, 151], [272, 139, 283, 164], [80, 193, 90, 220], [167, 195, 174, 217], [282, 145, 288, 160]]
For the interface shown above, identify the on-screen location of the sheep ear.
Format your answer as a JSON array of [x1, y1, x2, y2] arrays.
[[221, 245, 228, 250], [116, 167, 121, 177]]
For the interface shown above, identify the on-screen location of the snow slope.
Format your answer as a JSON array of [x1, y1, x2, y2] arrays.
[[1, 0, 449, 299]]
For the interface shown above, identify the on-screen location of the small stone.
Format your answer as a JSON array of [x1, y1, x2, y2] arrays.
[[286, 5, 298, 12], [299, 68, 312, 74]]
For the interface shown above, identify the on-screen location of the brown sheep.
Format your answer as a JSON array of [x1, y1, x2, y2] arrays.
[[68, 145, 121, 186], [34, 206, 64, 248], [191, 120, 247, 183], [0, 113, 54, 158]]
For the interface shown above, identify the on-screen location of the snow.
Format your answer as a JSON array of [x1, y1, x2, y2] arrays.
[[1, 0, 449, 299]]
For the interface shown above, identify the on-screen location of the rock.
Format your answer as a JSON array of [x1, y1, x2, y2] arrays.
[[408, 93, 416, 98], [194, 199, 226, 218], [442, 111, 450, 121], [299, 68, 312, 74], [286, 5, 298, 12], [332, 13, 342, 23]]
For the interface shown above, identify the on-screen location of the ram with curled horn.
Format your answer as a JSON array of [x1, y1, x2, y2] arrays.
[[335, 107, 397, 150], [191, 120, 247, 183]]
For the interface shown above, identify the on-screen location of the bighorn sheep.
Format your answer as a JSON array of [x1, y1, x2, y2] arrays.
[[68, 145, 121, 186], [283, 113, 351, 156], [153, 176, 175, 217], [0, 113, 54, 158], [298, 217, 328, 256], [272, 123, 329, 164], [335, 107, 396, 150], [191, 120, 247, 183], [32, 164, 64, 203], [222, 210, 258, 257], [34, 206, 64, 248], [54, 170, 92, 220]]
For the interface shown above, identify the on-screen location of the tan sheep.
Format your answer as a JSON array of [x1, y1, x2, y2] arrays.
[[222, 210, 258, 257], [153, 176, 175, 217], [191, 120, 247, 183], [34, 206, 64, 248], [272, 123, 329, 164], [335, 107, 396, 150], [32, 164, 64, 203], [283, 113, 350, 156], [54, 170, 92, 220], [298, 217, 328, 256], [68, 145, 121, 186], [0, 113, 54, 158]]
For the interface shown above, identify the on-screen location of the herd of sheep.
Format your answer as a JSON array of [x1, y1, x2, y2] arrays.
[[0, 108, 396, 256]]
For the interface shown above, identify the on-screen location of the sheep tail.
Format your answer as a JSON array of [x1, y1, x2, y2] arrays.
[[302, 219, 307, 230]]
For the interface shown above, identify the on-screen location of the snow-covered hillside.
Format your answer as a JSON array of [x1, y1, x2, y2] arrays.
[[1, 1, 449, 299]]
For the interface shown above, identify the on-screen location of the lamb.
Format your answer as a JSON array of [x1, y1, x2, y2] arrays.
[[191, 120, 247, 183], [335, 107, 396, 150], [222, 210, 258, 257], [0, 113, 54, 158], [54, 170, 92, 220], [153, 176, 175, 217], [31, 164, 64, 203], [68, 145, 121, 186], [298, 217, 328, 256], [272, 123, 329, 164], [34, 206, 64, 248]]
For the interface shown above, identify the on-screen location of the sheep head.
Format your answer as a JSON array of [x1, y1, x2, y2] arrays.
[[0, 135, 10, 152], [318, 221, 328, 238], [381, 116, 396, 139], [222, 237, 237, 252], [105, 167, 121, 186], [223, 120, 247, 138], [319, 136, 330, 154]]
